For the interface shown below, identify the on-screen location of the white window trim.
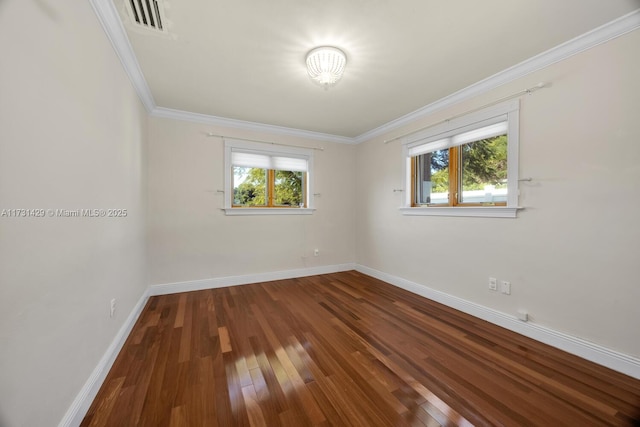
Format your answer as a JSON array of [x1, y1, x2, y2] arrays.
[[400, 100, 522, 218], [398, 206, 519, 218], [223, 139, 315, 215]]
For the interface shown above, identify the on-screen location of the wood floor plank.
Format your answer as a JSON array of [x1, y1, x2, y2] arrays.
[[82, 271, 640, 426]]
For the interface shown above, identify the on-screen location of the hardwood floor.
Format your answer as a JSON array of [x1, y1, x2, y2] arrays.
[[81, 271, 640, 426]]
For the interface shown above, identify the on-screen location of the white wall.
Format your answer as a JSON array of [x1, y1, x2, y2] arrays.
[[355, 29, 640, 358], [0, 1, 148, 426], [147, 117, 356, 285], [1, 1, 637, 423]]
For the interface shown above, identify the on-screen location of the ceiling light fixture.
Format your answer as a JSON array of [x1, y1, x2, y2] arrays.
[[305, 46, 346, 89]]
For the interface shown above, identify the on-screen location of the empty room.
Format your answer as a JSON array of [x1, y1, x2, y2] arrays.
[[1, 0, 640, 426]]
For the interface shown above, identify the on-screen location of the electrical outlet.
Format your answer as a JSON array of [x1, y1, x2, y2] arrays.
[[110, 298, 116, 317], [314, 249, 319, 256], [501, 281, 511, 295], [489, 277, 497, 291]]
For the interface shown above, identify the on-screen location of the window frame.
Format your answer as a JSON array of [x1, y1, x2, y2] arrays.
[[400, 100, 521, 218], [223, 139, 315, 215]]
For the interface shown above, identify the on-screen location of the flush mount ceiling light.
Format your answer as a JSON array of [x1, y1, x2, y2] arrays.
[[305, 46, 347, 88]]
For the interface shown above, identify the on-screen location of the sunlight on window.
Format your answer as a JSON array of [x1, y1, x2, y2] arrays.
[[233, 167, 267, 206]]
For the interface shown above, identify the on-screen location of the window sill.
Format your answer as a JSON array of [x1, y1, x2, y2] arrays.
[[223, 208, 316, 216], [399, 206, 521, 218]]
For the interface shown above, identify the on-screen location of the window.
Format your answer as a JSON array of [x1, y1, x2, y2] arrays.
[[224, 139, 314, 215], [401, 100, 520, 218]]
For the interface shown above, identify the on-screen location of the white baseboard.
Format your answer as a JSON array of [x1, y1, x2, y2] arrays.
[[60, 261, 639, 426], [59, 263, 355, 426], [58, 288, 151, 427], [149, 263, 356, 296], [355, 264, 640, 380]]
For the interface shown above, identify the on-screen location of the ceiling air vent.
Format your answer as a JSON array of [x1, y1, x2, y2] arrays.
[[124, 0, 166, 33]]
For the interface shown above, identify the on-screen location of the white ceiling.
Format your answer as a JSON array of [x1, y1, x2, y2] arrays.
[[114, 0, 640, 139]]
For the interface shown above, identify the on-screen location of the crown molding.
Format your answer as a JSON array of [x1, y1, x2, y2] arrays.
[[91, 1, 639, 145], [88, 0, 155, 112], [151, 107, 356, 144], [355, 8, 640, 144], [89, 0, 356, 145]]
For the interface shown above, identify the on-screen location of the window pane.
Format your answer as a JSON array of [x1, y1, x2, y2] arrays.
[[274, 170, 304, 207], [415, 149, 449, 205], [233, 166, 267, 206], [460, 135, 508, 204]]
